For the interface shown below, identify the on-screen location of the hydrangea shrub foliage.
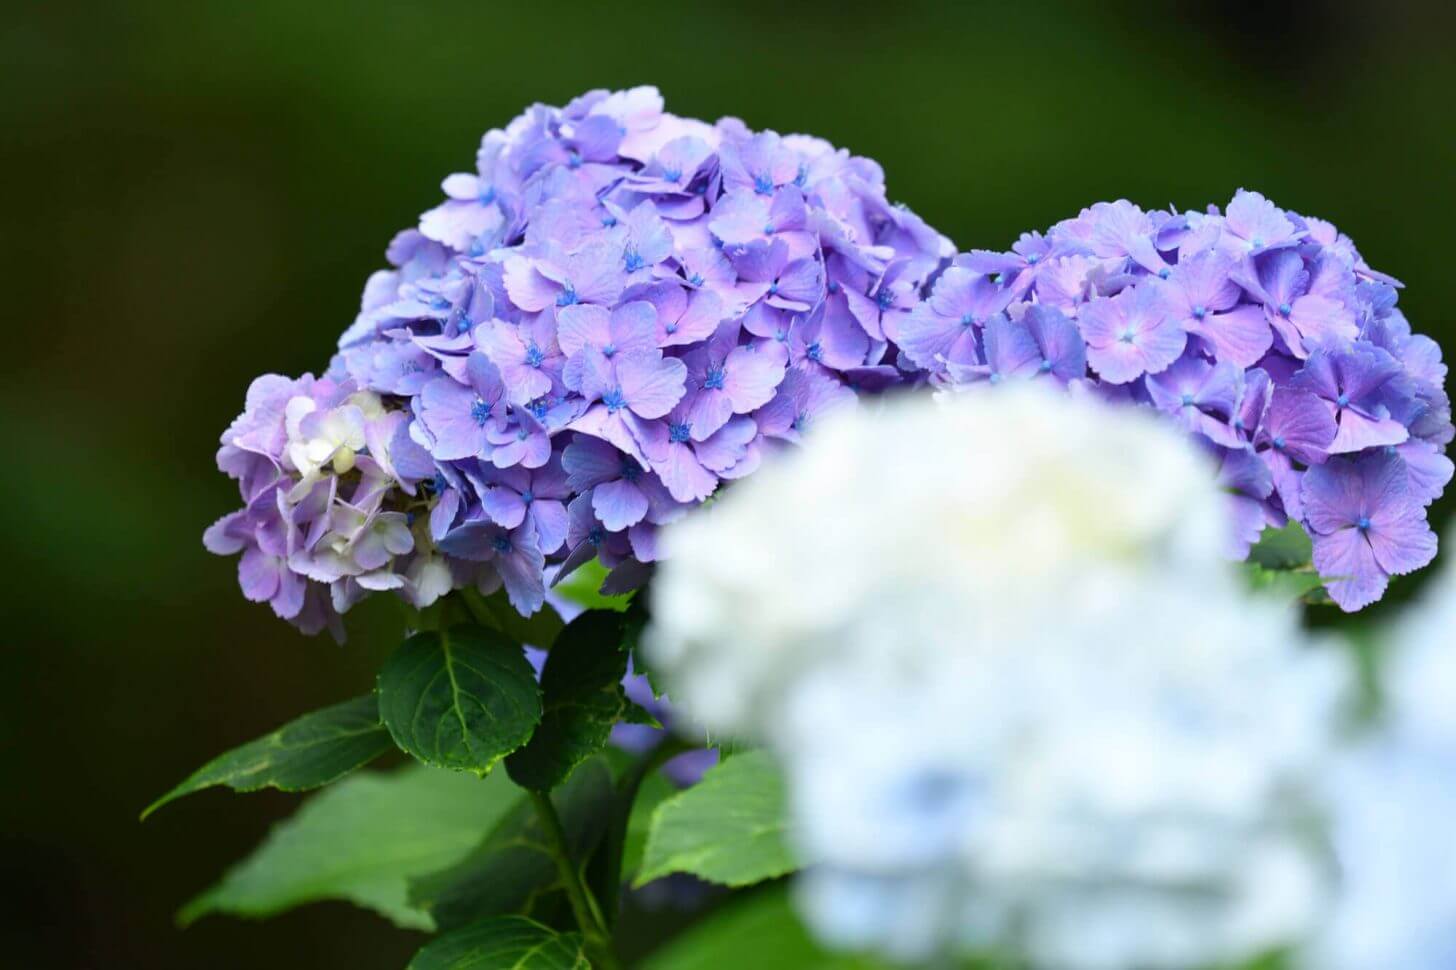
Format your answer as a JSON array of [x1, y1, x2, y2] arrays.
[[152, 87, 1453, 969]]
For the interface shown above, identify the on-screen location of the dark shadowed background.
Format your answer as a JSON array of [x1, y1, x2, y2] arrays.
[[4, 1, 1453, 967]]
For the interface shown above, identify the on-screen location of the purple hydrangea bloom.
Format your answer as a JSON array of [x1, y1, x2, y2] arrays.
[[206, 87, 952, 635], [934, 190, 1450, 609]]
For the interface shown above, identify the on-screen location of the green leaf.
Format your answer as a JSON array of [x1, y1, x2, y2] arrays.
[[552, 557, 634, 613], [142, 694, 392, 819], [640, 885, 888, 970], [635, 750, 796, 888], [411, 756, 615, 932], [620, 597, 668, 699], [1247, 522, 1314, 570], [462, 587, 567, 649], [1241, 562, 1329, 604], [408, 915, 588, 970], [506, 611, 631, 791], [620, 768, 675, 884], [378, 625, 542, 776], [181, 763, 519, 930]]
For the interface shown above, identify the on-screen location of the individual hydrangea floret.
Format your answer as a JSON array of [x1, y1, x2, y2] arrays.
[[205, 86, 952, 636], [932, 189, 1451, 609]]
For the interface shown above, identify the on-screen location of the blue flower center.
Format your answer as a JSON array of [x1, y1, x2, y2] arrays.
[[567, 150, 582, 169], [520, 490, 534, 505], [1278, 302, 1292, 317], [1273, 435, 1286, 450], [468, 238, 486, 258], [793, 163, 809, 188], [960, 313, 976, 328], [791, 412, 807, 432], [602, 388, 627, 413], [753, 173, 774, 195], [992, 273, 1004, 285], [1038, 359, 1053, 373], [876, 289, 895, 310], [688, 273, 705, 286], [528, 398, 550, 420], [601, 214, 619, 228], [1027, 252, 1041, 265], [587, 526, 605, 546], [491, 535, 512, 553], [471, 399, 493, 426], [1336, 393, 1350, 408], [623, 246, 646, 273], [662, 166, 682, 182], [620, 461, 642, 483], [827, 280, 840, 294], [556, 286, 578, 307], [669, 422, 692, 443], [478, 186, 497, 205], [664, 320, 679, 335], [805, 341, 823, 362], [1356, 516, 1371, 531], [767, 282, 779, 296], [602, 342, 617, 358], [430, 295, 451, 311], [988, 372, 1002, 385], [1119, 328, 1136, 344], [1180, 393, 1195, 407], [1158, 268, 1171, 280], [525, 344, 545, 368], [517, 427, 531, 441], [430, 472, 448, 494], [762, 221, 776, 235], [1192, 305, 1207, 319], [703, 366, 726, 390]]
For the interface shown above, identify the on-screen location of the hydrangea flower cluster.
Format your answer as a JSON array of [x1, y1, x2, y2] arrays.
[[917, 191, 1451, 609], [646, 387, 1343, 968], [206, 87, 951, 635]]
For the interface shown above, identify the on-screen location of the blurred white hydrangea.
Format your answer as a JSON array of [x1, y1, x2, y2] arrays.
[[1305, 543, 1456, 970], [646, 385, 1344, 969]]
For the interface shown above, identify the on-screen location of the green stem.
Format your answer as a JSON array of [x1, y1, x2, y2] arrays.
[[597, 736, 696, 924], [528, 790, 621, 969]]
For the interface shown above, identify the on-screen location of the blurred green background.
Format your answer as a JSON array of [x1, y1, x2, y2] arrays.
[[3, 1, 1453, 967]]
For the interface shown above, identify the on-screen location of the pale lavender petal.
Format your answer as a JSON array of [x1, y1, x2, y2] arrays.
[[593, 479, 649, 531], [618, 351, 687, 419]]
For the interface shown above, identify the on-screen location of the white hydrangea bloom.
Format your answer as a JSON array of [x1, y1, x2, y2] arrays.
[[646, 386, 1343, 968], [1306, 546, 1456, 970]]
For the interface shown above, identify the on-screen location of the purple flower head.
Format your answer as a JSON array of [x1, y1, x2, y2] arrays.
[[933, 189, 1448, 607], [210, 93, 1447, 634]]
